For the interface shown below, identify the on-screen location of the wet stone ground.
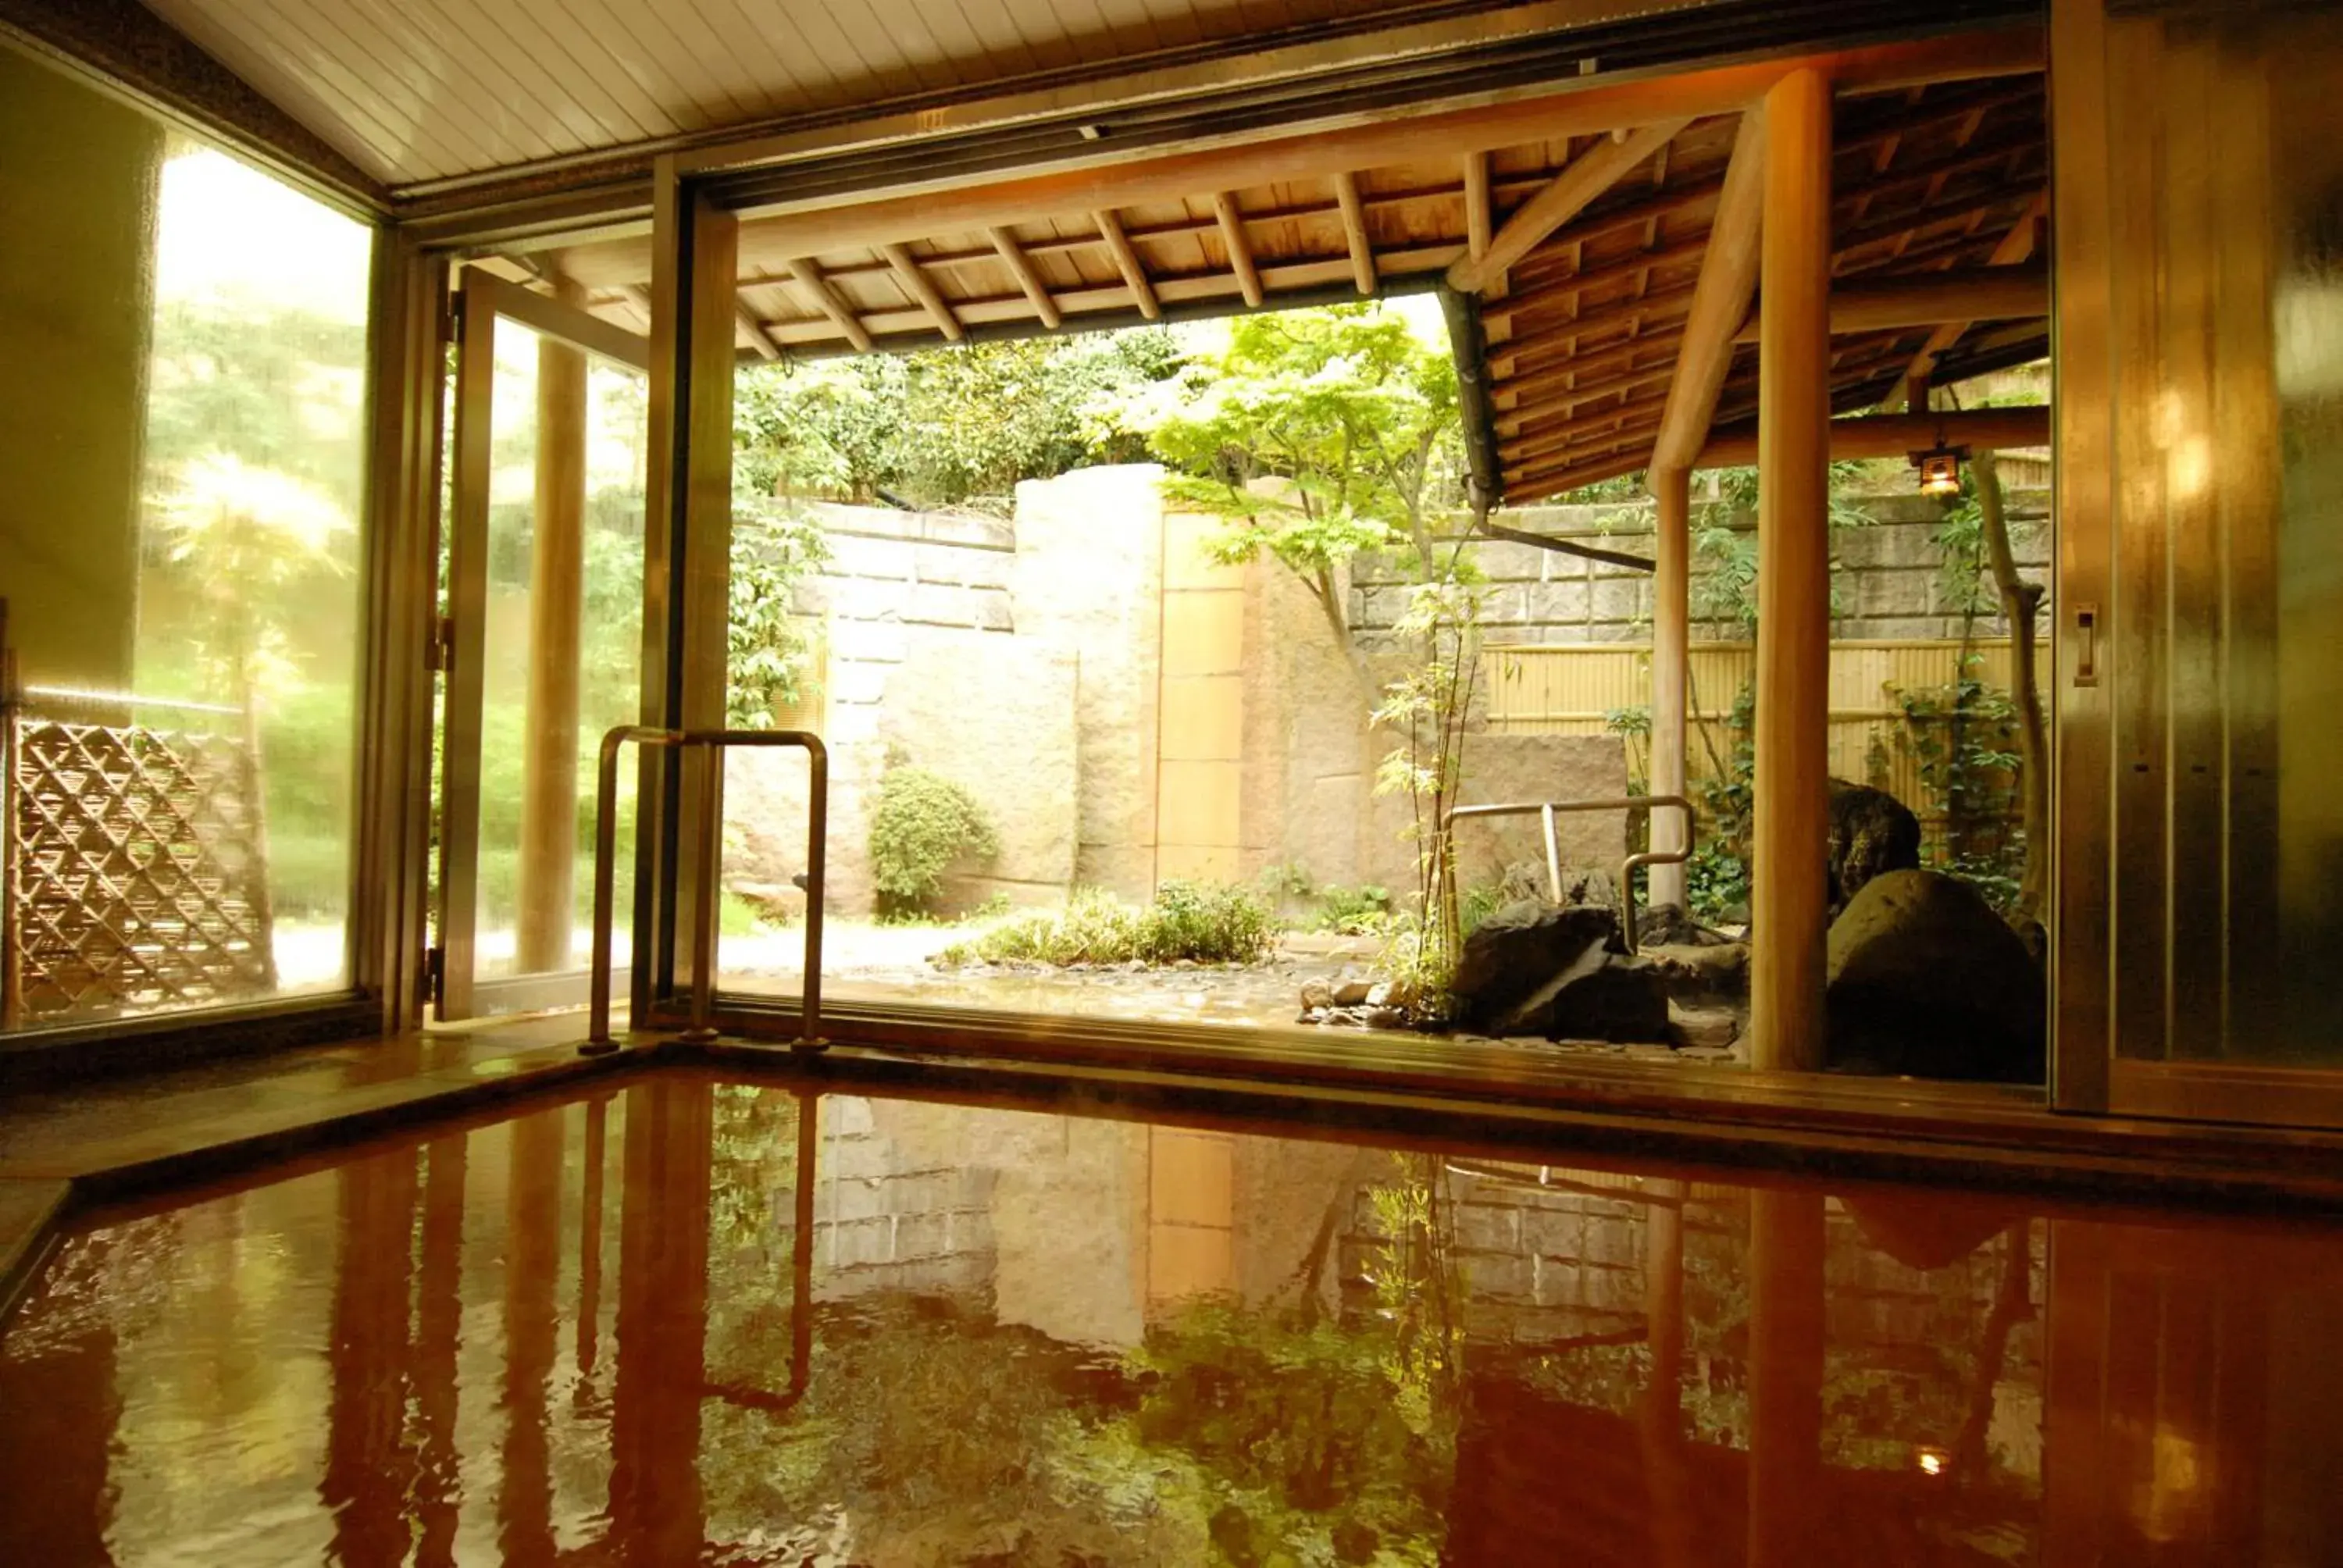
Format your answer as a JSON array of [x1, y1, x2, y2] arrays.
[[720, 922, 1746, 1061]]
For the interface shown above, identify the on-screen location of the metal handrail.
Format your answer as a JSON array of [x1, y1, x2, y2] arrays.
[[581, 725, 829, 1055], [1443, 793, 1694, 952]]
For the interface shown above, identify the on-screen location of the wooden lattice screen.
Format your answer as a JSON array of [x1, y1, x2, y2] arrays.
[[3, 715, 277, 1028]]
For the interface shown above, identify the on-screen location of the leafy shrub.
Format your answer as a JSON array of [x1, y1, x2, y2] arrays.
[[1314, 883, 1393, 935], [868, 766, 998, 914], [1145, 879, 1278, 963], [937, 881, 1276, 968]]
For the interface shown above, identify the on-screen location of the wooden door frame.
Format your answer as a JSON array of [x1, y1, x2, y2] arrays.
[[433, 269, 648, 1021]]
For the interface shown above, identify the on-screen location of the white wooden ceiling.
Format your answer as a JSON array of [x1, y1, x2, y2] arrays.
[[139, 0, 1485, 187]]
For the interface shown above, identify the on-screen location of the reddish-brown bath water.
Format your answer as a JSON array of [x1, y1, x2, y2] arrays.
[[4, 1075, 2340, 1564]]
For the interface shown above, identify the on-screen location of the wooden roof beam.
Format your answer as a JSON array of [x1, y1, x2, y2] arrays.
[[676, 30, 2041, 283], [986, 226, 1063, 329], [1832, 184, 2044, 261], [784, 258, 873, 353], [1464, 151, 1493, 263], [1502, 394, 1671, 465], [1881, 191, 2047, 409], [1649, 108, 1768, 472], [1507, 421, 1666, 486], [1731, 263, 2045, 343], [1498, 362, 1681, 437], [1492, 327, 1688, 405], [1211, 192, 1265, 308], [1333, 171, 1376, 295], [1483, 233, 1713, 329], [1510, 176, 1728, 286], [879, 243, 965, 342], [1449, 119, 1690, 294], [1496, 276, 1699, 365], [1507, 451, 1653, 504], [1692, 404, 2049, 467], [1092, 208, 1163, 320]]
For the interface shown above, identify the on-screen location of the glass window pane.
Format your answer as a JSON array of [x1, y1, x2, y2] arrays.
[[2, 47, 372, 1032]]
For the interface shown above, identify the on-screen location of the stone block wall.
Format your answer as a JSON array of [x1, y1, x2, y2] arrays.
[[1351, 486, 2054, 647], [725, 501, 1074, 914]]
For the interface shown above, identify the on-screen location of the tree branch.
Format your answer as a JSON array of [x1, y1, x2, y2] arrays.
[[1478, 519, 1656, 573]]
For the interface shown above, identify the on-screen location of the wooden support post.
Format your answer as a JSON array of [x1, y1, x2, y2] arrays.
[[987, 226, 1062, 328], [1746, 1187, 1826, 1566], [1211, 191, 1265, 308], [516, 275, 589, 975], [1333, 171, 1376, 295], [1649, 465, 1691, 912], [1092, 208, 1161, 319], [1750, 66, 1834, 1073]]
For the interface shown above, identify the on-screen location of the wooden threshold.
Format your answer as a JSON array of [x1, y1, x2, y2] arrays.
[[668, 996, 2343, 1213]]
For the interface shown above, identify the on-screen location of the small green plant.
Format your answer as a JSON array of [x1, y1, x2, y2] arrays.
[[868, 764, 1000, 914], [1314, 883, 1393, 935], [936, 881, 1277, 968], [1681, 677, 1756, 922]]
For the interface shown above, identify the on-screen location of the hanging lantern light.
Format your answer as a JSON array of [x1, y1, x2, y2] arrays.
[[1910, 440, 1969, 498]]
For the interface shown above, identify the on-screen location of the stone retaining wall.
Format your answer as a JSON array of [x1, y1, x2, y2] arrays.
[[1351, 486, 2054, 647]]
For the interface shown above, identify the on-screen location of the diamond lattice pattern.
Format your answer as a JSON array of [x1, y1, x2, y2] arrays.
[[6, 718, 276, 1027]]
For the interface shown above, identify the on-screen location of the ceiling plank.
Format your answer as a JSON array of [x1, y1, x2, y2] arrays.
[[880, 242, 966, 341], [1449, 119, 1691, 294], [784, 258, 873, 351], [986, 226, 1063, 329], [685, 33, 2042, 282], [1483, 233, 1711, 328], [1880, 191, 2048, 409], [1212, 192, 1266, 308], [1333, 172, 1377, 295], [1649, 109, 1768, 472], [1092, 208, 1164, 320]]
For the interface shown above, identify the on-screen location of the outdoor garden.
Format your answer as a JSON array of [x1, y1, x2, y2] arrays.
[[701, 298, 2052, 1078]]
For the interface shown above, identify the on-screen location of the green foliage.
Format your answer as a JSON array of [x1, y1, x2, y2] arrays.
[[733, 329, 1184, 509], [1370, 576, 1489, 1015], [1603, 704, 1651, 739], [939, 881, 1277, 968], [726, 497, 830, 729], [1689, 462, 1878, 632], [867, 765, 1000, 913], [1314, 882, 1394, 935], [1685, 679, 1757, 922], [1100, 305, 1468, 616], [1892, 657, 2027, 915], [1885, 473, 2032, 915]]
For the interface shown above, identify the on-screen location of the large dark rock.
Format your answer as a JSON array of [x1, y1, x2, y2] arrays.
[[1450, 900, 1619, 1032], [1825, 868, 2045, 1082], [1828, 779, 1921, 913], [1545, 954, 1672, 1043]]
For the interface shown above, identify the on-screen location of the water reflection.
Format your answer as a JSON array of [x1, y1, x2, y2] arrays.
[[3, 1078, 2341, 1564]]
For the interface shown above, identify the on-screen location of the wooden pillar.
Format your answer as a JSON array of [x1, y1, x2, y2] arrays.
[[499, 1106, 565, 1565], [1746, 1186, 1827, 1566], [1750, 66, 1834, 1071], [1649, 467, 1691, 911], [516, 276, 590, 974]]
